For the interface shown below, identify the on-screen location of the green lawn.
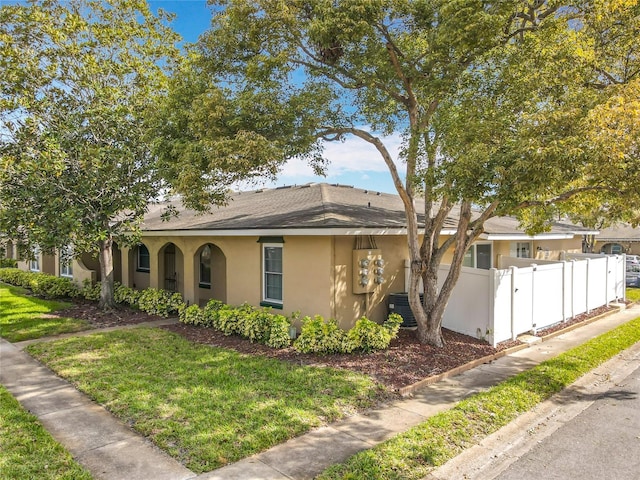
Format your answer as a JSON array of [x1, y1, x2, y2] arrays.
[[0, 385, 92, 479], [318, 316, 640, 479], [26, 328, 385, 473], [626, 287, 640, 302], [0, 284, 89, 342]]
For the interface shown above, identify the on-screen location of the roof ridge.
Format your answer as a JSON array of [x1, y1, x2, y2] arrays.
[[319, 183, 332, 223]]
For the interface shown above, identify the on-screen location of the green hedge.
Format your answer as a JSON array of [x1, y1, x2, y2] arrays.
[[0, 268, 80, 299], [0, 269, 183, 318], [0, 258, 17, 268], [293, 314, 403, 354], [179, 300, 292, 349]]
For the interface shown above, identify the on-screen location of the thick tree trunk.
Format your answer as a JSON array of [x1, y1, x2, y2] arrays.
[[98, 237, 116, 309]]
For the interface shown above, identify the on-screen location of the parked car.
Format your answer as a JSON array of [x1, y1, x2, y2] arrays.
[[626, 256, 640, 287]]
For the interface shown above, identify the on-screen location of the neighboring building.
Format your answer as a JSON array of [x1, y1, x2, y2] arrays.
[[10, 183, 595, 329], [596, 224, 640, 255]]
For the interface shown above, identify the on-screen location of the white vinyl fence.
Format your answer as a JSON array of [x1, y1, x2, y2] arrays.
[[405, 253, 625, 346]]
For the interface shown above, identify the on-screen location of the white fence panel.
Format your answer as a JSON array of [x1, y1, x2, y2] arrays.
[[571, 260, 588, 316], [512, 267, 534, 337], [492, 269, 514, 345], [402, 251, 624, 347], [437, 265, 492, 341], [586, 258, 608, 310], [531, 263, 565, 330]]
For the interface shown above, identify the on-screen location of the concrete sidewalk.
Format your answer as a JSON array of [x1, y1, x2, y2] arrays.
[[1, 305, 639, 480]]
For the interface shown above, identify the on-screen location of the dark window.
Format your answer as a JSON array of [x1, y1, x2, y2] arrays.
[[199, 245, 211, 288], [137, 245, 150, 272]]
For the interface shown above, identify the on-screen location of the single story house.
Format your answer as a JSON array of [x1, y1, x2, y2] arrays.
[[596, 224, 640, 255], [8, 183, 596, 330]]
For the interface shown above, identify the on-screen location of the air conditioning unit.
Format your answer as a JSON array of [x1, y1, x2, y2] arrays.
[[388, 293, 423, 328]]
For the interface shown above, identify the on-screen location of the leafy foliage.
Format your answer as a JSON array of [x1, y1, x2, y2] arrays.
[[293, 314, 402, 354], [0, 0, 179, 308], [181, 299, 293, 349], [0, 268, 80, 299], [176, 0, 640, 347], [0, 258, 17, 268], [136, 288, 184, 318]]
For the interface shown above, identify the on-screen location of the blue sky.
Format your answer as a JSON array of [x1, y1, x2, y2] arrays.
[[147, 0, 401, 194], [1, 0, 401, 194]]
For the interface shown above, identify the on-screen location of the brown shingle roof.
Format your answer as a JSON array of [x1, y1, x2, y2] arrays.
[[141, 183, 587, 236]]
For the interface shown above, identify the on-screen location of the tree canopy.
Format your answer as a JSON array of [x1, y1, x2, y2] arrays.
[[169, 0, 640, 346], [0, 0, 179, 307]]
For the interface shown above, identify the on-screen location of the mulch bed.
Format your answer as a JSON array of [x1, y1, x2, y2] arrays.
[[54, 300, 167, 329], [162, 323, 519, 391], [49, 299, 620, 391]]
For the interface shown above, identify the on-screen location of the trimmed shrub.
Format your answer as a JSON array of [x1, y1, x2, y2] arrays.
[[266, 314, 292, 349], [346, 313, 403, 353], [179, 304, 206, 325], [185, 298, 292, 349], [29, 274, 80, 299], [0, 258, 17, 268], [0, 267, 32, 287], [214, 304, 242, 336], [114, 283, 142, 306], [202, 299, 225, 327], [80, 279, 101, 301], [137, 288, 184, 317], [293, 316, 347, 354]]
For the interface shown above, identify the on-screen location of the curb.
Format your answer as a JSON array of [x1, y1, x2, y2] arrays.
[[397, 305, 622, 397]]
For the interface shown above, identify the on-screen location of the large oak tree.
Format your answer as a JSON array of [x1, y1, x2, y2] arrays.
[[169, 0, 640, 346]]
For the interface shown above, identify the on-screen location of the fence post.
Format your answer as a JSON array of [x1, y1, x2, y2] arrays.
[[562, 261, 567, 322], [489, 268, 497, 347], [509, 266, 517, 340], [531, 263, 537, 335], [585, 258, 591, 314]]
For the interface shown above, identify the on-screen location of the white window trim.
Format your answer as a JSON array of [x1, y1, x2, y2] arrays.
[[464, 242, 493, 269], [137, 245, 150, 272], [30, 246, 41, 272], [199, 245, 212, 288], [59, 246, 73, 278], [262, 243, 283, 305]]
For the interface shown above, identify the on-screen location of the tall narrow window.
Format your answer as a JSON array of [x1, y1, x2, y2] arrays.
[[137, 244, 150, 272], [263, 244, 283, 305], [30, 245, 40, 272], [60, 246, 73, 278], [516, 242, 531, 259], [199, 245, 212, 288]]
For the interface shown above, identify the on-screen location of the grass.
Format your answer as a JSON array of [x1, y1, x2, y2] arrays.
[[25, 328, 385, 473], [626, 287, 640, 302], [317, 315, 640, 479], [0, 284, 89, 342], [0, 385, 92, 479]]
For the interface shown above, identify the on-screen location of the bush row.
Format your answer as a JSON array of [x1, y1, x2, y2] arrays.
[[293, 314, 403, 354], [179, 301, 292, 349], [0, 268, 183, 318], [0, 267, 403, 353], [180, 298, 403, 354], [0, 258, 18, 268]]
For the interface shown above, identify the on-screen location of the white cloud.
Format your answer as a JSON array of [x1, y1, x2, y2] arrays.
[[233, 130, 406, 193], [281, 131, 404, 177]]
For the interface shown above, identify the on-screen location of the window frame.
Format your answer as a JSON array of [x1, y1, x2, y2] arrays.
[[261, 243, 283, 308], [515, 241, 532, 259], [59, 246, 73, 278], [29, 245, 40, 272], [199, 244, 212, 289], [136, 244, 150, 273], [463, 242, 493, 270]]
